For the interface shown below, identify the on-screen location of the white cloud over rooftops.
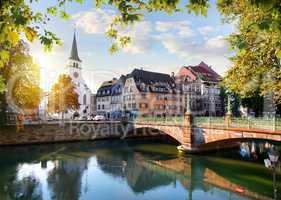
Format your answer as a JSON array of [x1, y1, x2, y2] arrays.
[[72, 8, 231, 74]]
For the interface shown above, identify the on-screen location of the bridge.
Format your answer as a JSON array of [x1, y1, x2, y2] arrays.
[[1, 112, 281, 151], [129, 112, 281, 152]]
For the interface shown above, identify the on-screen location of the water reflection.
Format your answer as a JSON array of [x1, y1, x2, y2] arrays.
[[0, 140, 279, 200], [4, 176, 42, 200], [239, 141, 275, 160], [48, 159, 88, 200]]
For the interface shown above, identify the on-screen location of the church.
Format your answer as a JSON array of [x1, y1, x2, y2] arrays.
[[65, 30, 92, 119]]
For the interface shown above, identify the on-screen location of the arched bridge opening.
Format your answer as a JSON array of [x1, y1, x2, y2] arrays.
[[192, 134, 281, 153], [126, 126, 182, 145]]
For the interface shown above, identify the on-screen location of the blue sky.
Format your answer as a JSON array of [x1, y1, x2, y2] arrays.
[[29, 0, 235, 92]]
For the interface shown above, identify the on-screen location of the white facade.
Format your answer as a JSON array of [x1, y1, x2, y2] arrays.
[[65, 31, 92, 119]]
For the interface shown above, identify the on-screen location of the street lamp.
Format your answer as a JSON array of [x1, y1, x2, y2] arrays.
[[186, 92, 191, 114], [264, 147, 279, 200]]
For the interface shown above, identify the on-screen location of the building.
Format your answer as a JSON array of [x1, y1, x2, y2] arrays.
[[96, 78, 118, 118], [94, 63, 223, 119], [110, 75, 126, 119], [122, 68, 181, 117], [175, 61, 223, 116], [65, 30, 92, 118]]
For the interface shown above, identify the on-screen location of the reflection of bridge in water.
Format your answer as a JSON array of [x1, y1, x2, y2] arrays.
[[94, 145, 274, 200], [134, 154, 272, 200]]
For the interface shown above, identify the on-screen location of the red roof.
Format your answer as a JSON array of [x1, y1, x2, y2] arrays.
[[187, 61, 221, 82]]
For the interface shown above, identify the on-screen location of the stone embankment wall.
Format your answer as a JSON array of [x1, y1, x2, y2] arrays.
[[0, 122, 161, 146]]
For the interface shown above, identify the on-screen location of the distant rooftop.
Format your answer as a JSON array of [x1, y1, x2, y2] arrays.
[[129, 68, 174, 84], [184, 61, 221, 82]]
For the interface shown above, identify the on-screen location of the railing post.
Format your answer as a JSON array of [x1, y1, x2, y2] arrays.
[[225, 95, 232, 128], [247, 117, 251, 129], [273, 115, 276, 131]]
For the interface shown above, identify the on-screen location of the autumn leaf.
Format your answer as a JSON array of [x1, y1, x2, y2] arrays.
[[25, 27, 37, 42], [7, 32, 20, 45], [276, 49, 281, 59]]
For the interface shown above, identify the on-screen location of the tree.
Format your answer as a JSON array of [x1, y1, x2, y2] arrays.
[[2, 0, 281, 103], [47, 74, 79, 120], [0, 40, 42, 124], [219, 0, 281, 103]]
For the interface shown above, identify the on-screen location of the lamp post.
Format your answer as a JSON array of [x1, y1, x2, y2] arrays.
[[225, 94, 232, 128], [264, 147, 279, 200], [186, 92, 191, 114]]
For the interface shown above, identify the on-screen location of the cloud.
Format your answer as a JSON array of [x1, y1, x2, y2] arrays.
[[72, 9, 231, 73], [198, 26, 215, 35], [121, 21, 153, 54], [73, 9, 153, 54], [155, 21, 193, 38], [158, 34, 231, 74], [73, 9, 115, 34]]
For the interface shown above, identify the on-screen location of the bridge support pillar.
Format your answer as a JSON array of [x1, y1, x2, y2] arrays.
[[178, 112, 197, 153]]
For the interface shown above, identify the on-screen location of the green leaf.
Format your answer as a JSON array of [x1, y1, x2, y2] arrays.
[[60, 10, 70, 20], [119, 36, 131, 47], [109, 43, 119, 54], [106, 28, 118, 39], [0, 50, 10, 66], [47, 7, 57, 16]]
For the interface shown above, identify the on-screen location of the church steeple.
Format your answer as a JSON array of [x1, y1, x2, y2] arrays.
[[69, 29, 81, 62]]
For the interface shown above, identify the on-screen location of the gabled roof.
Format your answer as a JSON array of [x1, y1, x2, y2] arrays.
[[185, 61, 221, 82], [128, 68, 177, 93], [69, 31, 81, 62], [96, 79, 117, 97], [129, 69, 173, 84]]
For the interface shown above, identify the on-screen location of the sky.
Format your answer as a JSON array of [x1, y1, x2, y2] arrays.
[[29, 0, 235, 93]]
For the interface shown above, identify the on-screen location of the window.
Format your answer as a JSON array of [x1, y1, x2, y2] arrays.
[[102, 105, 105, 109]]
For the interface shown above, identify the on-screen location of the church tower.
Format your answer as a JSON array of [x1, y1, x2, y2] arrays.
[[65, 30, 92, 118], [67, 30, 82, 82]]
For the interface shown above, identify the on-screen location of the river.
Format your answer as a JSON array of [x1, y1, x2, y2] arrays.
[[0, 138, 280, 200]]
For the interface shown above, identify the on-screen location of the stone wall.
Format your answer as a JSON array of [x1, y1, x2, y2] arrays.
[[0, 122, 159, 146]]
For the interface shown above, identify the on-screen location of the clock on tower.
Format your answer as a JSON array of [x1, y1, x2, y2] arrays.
[[73, 71, 79, 79]]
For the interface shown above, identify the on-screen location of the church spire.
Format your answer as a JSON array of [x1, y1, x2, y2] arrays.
[[69, 29, 81, 62]]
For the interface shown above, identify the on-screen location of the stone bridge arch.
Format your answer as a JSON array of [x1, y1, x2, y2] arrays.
[[131, 123, 186, 144], [193, 127, 281, 149]]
